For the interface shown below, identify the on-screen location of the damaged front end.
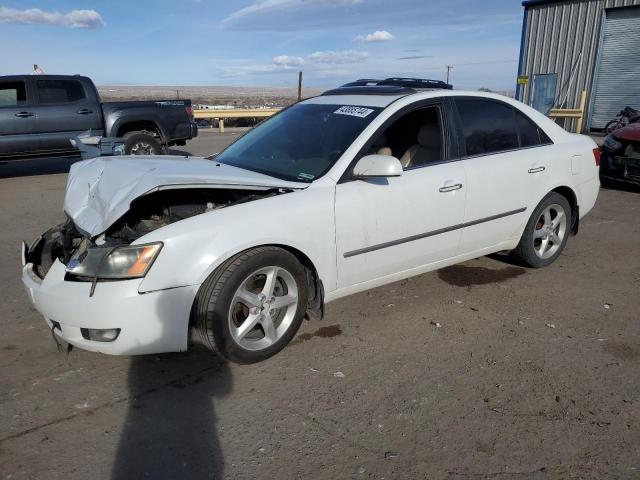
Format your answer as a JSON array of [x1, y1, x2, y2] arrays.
[[25, 187, 285, 287], [601, 126, 640, 186]]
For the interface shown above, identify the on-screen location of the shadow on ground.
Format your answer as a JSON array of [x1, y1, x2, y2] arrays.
[[0, 156, 80, 178], [111, 346, 232, 480], [437, 263, 527, 287]]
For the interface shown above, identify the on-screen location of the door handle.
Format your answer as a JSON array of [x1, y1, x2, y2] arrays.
[[14, 112, 34, 118], [528, 166, 546, 174], [77, 109, 93, 115], [439, 183, 463, 193]]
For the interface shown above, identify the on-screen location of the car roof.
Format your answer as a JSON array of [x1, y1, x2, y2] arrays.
[[303, 89, 518, 109]]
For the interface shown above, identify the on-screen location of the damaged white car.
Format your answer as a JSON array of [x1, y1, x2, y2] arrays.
[[22, 82, 601, 363]]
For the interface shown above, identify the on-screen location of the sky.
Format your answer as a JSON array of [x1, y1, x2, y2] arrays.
[[0, 0, 525, 90]]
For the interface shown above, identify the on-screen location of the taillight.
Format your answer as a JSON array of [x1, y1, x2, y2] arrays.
[[592, 147, 601, 166], [185, 105, 193, 119]]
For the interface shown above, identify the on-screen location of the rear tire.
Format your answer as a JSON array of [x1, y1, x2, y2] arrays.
[[123, 131, 164, 155], [511, 192, 571, 268], [193, 247, 308, 364]]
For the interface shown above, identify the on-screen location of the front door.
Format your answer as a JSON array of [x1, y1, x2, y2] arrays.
[[0, 78, 37, 157], [334, 104, 466, 288]]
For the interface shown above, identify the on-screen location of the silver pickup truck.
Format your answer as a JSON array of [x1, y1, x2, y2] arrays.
[[0, 74, 197, 160]]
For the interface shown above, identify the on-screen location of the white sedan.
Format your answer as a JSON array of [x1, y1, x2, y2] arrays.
[[22, 85, 600, 363]]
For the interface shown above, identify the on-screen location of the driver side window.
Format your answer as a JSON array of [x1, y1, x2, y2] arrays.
[[368, 106, 444, 170]]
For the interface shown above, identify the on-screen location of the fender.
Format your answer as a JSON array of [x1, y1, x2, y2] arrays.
[[137, 184, 337, 294], [106, 114, 168, 142]]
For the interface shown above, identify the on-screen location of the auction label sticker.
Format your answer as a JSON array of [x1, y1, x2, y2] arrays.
[[334, 106, 374, 118]]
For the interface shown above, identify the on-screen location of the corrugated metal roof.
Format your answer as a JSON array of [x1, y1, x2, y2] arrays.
[[522, 0, 579, 7]]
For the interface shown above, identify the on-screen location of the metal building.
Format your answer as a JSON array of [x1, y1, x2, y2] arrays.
[[516, 0, 640, 132]]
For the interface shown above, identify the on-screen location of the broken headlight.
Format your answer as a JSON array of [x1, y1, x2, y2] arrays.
[[66, 243, 162, 279]]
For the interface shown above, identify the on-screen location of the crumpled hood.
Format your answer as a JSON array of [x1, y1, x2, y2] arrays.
[[64, 155, 306, 237]]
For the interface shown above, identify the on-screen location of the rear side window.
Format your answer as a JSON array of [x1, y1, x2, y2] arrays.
[[455, 98, 519, 156], [37, 79, 86, 104], [0, 81, 27, 106], [514, 109, 552, 147]]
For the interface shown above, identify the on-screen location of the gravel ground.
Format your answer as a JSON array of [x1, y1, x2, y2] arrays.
[[0, 133, 639, 479]]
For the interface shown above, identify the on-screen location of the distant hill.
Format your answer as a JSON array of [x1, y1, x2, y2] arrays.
[[98, 85, 327, 108]]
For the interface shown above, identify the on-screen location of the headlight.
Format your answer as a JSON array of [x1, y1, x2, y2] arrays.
[[66, 242, 162, 279]]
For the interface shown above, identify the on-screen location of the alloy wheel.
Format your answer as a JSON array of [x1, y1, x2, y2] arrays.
[[533, 203, 567, 259], [228, 266, 299, 351]]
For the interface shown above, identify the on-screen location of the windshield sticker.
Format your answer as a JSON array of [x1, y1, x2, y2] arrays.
[[334, 106, 374, 118], [298, 172, 315, 180]]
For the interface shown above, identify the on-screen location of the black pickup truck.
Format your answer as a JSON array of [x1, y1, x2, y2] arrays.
[[0, 74, 197, 160]]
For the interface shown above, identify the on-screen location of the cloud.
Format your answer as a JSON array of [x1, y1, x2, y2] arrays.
[[355, 30, 395, 42], [222, 0, 363, 27], [272, 55, 305, 67], [0, 6, 104, 28], [308, 50, 368, 64], [397, 55, 431, 60]]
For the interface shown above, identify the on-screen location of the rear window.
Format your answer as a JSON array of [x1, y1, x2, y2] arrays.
[[456, 98, 519, 156], [0, 81, 27, 106], [456, 98, 551, 156], [514, 109, 552, 147], [37, 79, 86, 104]]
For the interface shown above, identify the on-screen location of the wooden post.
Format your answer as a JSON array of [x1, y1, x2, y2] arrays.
[[575, 90, 587, 133], [297, 71, 303, 102]]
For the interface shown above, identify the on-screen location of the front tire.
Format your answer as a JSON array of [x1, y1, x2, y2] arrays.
[[193, 247, 308, 364], [511, 192, 571, 268], [123, 131, 164, 155]]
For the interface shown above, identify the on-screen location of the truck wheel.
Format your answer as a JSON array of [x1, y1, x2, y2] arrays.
[[193, 247, 308, 364], [123, 132, 164, 155], [511, 192, 571, 268]]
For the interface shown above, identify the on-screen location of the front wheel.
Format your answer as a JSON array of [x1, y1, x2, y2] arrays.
[[193, 247, 308, 364], [511, 192, 571, 268]]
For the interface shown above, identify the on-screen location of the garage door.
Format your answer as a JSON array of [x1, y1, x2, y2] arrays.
[[591, 6, 640, 129]]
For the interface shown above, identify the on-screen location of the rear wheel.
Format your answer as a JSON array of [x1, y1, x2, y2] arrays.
[[511, 192, 571, 268], [193, 247, 308, 364], [123, 131, 164, 155]]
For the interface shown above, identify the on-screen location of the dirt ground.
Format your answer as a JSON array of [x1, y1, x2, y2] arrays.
[[1, 133, 639, 479]]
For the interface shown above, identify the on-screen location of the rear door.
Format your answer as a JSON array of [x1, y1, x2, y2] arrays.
[[453, 97, 553, 254], [30, 78, 103, 153], [0, 78, 38, 157]]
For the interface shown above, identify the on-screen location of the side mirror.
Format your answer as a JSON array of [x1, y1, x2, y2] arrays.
[[352, 154, 403, 179]]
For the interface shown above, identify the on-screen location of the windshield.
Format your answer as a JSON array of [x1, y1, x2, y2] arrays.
[[216, 103, 382, 183]]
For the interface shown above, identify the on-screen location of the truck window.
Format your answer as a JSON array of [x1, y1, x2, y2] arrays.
[[0, 81, 27, 106], [36, 79, 86, 104]]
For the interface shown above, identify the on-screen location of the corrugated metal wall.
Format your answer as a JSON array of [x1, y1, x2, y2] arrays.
[[518, 0, 640, 131]]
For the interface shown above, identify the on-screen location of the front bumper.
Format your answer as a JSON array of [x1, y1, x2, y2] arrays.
[[22, 256, 199, 355]]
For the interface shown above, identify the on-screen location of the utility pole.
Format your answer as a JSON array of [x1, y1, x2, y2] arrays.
[[446, 65, 453, 84], [297, 71, 303, 102], [175, 89, 181, 100]]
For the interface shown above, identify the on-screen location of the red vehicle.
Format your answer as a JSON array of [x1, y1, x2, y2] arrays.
[[600, 122, 640, 187]]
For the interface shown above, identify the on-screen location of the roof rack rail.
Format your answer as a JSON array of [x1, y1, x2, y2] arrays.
[[340, 77, 453, 90], [321, 85, 416, 96]]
